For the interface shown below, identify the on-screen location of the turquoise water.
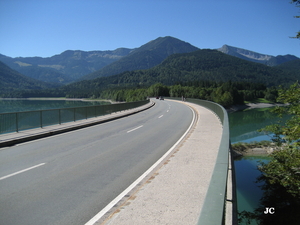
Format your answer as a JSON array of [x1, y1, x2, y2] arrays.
[[229, 108, 289, 224], [234, 156, 270, 224], [0, 99, 109, 114]]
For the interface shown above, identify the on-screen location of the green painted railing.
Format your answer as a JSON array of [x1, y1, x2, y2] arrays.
[[0, 100, 149, 134], [192, 99, 230, 225], [167, 97, 231, 224]]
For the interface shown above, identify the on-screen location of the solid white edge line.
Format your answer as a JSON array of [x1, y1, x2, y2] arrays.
[[0, 163, 46, 181], [126, 125, 143, 133], [85, 105, 195, 225]]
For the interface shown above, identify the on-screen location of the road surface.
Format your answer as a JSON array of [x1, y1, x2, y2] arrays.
[[0, 99, 193, 225]]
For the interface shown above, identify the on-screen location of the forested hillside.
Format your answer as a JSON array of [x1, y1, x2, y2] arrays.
[[13, 65, 73, 84], [0, 61, 58, 96], [154, 49, 296, 85], [61, 49, 297, 95], [275, 59, 300, 76]]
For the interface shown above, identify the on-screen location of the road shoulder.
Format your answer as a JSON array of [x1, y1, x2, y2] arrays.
[[98, 101, 223, 225]]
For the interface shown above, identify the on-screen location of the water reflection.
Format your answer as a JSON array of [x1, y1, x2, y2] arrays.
[[229, 108, 289, 143], [234, 156, 269, 225]]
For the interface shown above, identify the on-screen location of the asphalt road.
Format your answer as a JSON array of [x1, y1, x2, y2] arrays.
[[0, 99, 193, 225]]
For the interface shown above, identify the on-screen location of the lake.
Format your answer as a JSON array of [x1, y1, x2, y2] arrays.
[[0, 98, 110, 114], [229, 107, 289, 224]]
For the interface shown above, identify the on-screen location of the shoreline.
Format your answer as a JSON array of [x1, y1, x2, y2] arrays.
[[229, 103, 288, 157], [232, 147, 272, 158], [1, 98, 285, 109], [231, 141, 284, 158], [0, 97, 116, 104], [227, 102, 286, 112]]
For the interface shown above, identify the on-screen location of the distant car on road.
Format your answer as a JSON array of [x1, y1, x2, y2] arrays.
[[159, 96, 164, 100]]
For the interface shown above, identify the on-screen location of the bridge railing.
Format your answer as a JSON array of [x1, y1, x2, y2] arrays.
[[167, 97, 231, 224], [0, 100, 149, 134]]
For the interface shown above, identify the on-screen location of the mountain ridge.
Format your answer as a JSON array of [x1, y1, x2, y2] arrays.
[[59, 49, 299, 98], [218, 44, 299, 66], [0, 48, 134, 84], [80, 36, 200, 80], [1, 37, 298, 85]]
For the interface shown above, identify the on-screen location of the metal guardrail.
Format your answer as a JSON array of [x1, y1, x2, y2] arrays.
[[192, 99, 230, 225], [167, 97, 231, 225], [0, 100, 150, 134]]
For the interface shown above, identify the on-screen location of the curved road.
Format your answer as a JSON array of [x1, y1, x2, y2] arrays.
[[0, 99, 193, 225]]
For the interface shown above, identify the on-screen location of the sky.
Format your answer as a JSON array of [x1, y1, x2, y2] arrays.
[[0, 0, 299, 58]]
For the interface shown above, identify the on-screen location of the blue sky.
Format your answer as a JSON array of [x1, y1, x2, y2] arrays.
[[1, 0, 299, 58]]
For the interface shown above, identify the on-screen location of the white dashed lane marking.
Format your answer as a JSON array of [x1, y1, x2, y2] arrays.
[[126, 125, 143, 133], [0, 163, 46, 181]]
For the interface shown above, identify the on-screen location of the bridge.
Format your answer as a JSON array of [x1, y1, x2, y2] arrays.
[[0, 98, 236, 225]]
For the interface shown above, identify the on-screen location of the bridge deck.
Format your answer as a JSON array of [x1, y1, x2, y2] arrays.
[[100, 101, 223, 225], [0, 100, 226, 224]]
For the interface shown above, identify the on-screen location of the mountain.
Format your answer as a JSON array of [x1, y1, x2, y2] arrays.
[[1, 36, 199, 87], [0, 48, 133, 84], [61, 49, 298, 96], [154, 49, 297, 85], [275, 58, 300, 75], [218, 45, 299, 66], [1, 35, 197, 83], [0, 61, 58, 94], [80, 36, 199, 80]]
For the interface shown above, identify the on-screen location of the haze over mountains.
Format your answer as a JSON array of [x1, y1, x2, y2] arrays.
[[0, 36, 200, 84], [0, 48, 133, 84], [0, 36, 300, 96]]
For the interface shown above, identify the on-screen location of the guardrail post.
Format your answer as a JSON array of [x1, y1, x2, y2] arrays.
[[59, 109, 61, 125], [73, 108, 75, 122], [40, 111, 43, 128], [16, 113, 19, 133]]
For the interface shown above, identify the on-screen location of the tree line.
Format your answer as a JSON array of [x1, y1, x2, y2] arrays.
[[1, 81, 279, 108], [91, 81, 278, 107]]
